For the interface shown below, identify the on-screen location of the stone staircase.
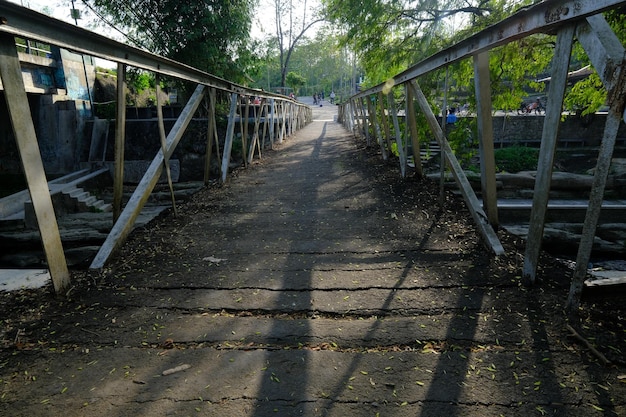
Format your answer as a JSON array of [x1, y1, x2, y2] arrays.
[[0, 168, 111, 229]]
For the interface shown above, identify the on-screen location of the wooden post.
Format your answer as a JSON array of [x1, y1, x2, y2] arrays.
[[405, 84, 423, 178], [409, 80, 504, 255], [0, 33, 70, 294], [261, 100, 269, 150], [522, 25, 575, 286], [356, 97, 365, 138], [155, 74, 177, 216], [357, 97, 371, 146], [367, 96, 387, 159], [567, 15, 626, 314], [387, 91, 407, 177], [90, 85, 206, 269], [276, 101, 284, 144], [241, 97, 249, 167], [221, 92, 239, 184], [440, 67, 450, 205], [203, 88, 218, 185], [113, 62, 126, 222], [269, 99, 276, 147], [473, 51, 499, 227], [378, 91, 394, 157], [349, 99, 357, 134], [248, 98, 265, 164]]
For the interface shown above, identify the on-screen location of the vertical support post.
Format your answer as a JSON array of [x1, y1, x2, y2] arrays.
[[248, 98, 265, 163], [350, 98, 360, 136], [113, 62, 126, 222], [522, 24, 575, 286], [289, 102, 295, 136], [155, 74, 177, 216], [356, 98, 365, 138], [378, 91, 394, 157], [410, 80, 504, 255], [354, 98, 369, 138], [280, 101, 287, 142], [278, 101, 284, 142], [367, 96, 387, 160], [242, 97, 249, 167], [387, 91, 407, 177], [0, 33, 70, 294], [91, 85, 206, 269], [269, 99, 276, 147], [568, 109, 623, 313], [440, 67, 450, 205], [567, 15, 626, 315], [473, 51, 499, 227], [405, 83, 423, 178], [221, 92, 239, 184], [360, 97, 371, 146], [204, 88, 218, 185], [261, 100, 269, 149]]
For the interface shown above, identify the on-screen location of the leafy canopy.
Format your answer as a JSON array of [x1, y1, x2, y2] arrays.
[[83, 0, 258, 82]]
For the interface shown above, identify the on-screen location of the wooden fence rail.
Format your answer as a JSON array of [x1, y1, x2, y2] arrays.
[[0, 1, 312, 293], [339, 0, 626, 314]]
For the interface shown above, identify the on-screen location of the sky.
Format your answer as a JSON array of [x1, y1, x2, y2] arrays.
[[7, 0, 322, 67], [7, 0, 320, 40]]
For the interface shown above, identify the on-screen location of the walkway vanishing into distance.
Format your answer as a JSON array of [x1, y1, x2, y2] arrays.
[[2, 102, 624, 417]]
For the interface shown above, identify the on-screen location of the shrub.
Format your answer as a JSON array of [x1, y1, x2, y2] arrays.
[[494, 146, 539, 173]]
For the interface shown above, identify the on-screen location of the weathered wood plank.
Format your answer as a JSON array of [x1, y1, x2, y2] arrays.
[[378, 91, 393, 156], [387, 92, 407, 177], [567, 15, 626, 313], [522, 25, 575, 285], [405, 84, 423, 177], [0, 33, 70, 293], [248, 98, 265, 164], [359, 97, 370, 146], [409, 80, 504, 256], [366, 95, 387, 160], [155, 74, 177, 216], [204, 88, 219, 184], [113, 63, 126, 222], [473, 51, 498, 227], [220, 92, 239, 184], [90, 84, 206, 269]]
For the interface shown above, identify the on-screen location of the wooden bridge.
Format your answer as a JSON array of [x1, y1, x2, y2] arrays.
[[0, 0, 623, 311], [336, 0, 626, 313], [0, 2, 625, 415]]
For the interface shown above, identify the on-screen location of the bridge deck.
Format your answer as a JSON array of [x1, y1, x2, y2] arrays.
[[1, 101, 624, 417]]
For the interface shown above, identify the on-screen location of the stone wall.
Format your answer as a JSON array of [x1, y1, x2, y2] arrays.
[[490, 113, 626, 146]]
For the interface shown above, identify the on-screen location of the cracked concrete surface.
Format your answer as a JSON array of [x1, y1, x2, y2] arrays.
[[1, 101, 625, 417]]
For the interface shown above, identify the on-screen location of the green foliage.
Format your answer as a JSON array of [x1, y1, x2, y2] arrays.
[[494, 146, 539, 173], [129, 71, 153, 92], [446, 116, 477, 167], [564, 72, 606, 116], [285, 71, 307, 94], [252, 31, 357, 100], [85, 0, 257, 83], [563, 10, 626, 116]]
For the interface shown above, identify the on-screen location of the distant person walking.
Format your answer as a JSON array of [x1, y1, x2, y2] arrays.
[[446, 107, 457, 124], [329, 91, 336, 104]]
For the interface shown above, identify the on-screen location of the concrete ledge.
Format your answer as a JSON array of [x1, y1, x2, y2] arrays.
[[104, 160, 180, 184]]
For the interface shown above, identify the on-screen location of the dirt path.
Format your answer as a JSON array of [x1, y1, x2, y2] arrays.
[[1, 103, 625, 417]]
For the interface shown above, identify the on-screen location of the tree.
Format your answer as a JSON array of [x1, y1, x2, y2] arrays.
[[321, 0, 499, 84], [81, 0, 258, 82], [285, 71, 306, 95], [250, 30, 358, 101], [267, 0, 325, 88]]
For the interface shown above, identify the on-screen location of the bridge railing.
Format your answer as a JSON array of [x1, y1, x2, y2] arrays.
[[339, 0, 626, 314], [0, 1, 312, 293]]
